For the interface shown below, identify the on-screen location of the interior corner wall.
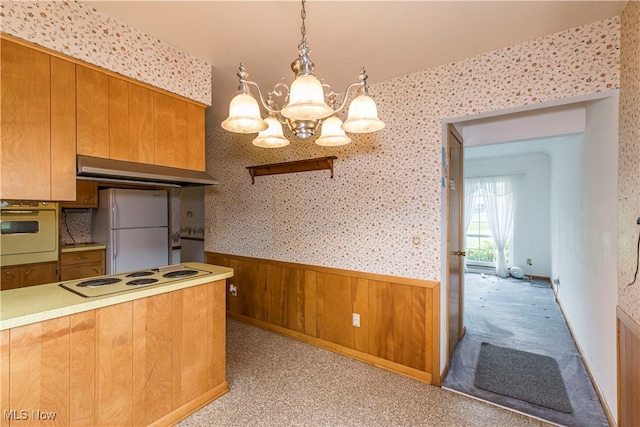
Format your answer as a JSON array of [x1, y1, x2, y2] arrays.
[[465, 153, 551, 277], [549, 94, 619, 419]]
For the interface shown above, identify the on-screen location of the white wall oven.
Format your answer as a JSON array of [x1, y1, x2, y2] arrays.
[[0, 201, 58, 267]]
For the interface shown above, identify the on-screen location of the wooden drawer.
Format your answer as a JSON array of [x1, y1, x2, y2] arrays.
[[1, 266, 21, 290], [61, 250, 103, 266]]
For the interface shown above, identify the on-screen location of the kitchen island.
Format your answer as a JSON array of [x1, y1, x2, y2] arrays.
[[1, 262, 233, 427]]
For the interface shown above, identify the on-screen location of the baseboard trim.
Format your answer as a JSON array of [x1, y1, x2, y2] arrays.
[[227, 312, 435, 385], [150, 382, 229, 427], [555, 298, 616, 427]]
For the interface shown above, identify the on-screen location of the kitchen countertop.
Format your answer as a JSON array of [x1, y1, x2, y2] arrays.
[[0, 262, 233, 330], [61, 242, 106, 252]]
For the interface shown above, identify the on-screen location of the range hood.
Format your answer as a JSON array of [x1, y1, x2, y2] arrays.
[[77, 155, 218, 187]]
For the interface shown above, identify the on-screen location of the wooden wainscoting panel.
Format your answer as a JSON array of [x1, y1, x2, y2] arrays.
[[228, 258, 266, 321], [618, 306, 640, 427], [9, 317, 71, 426], [411, 286, 428, 371], [265, 264, 285, 327], [368, 280, 395, 361], [69, 311, 96, 427], [304, 270, 318, 337], [133, 292, 173, 426], [283, 266, 306, 333], [95, 302, 133, 427], [352, 278, 369, 353], [209, 252, 441, 384], [316, 273, 354, 348]]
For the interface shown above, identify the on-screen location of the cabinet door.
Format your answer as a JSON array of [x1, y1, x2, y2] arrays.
[[21, 262, 58, 288], [1, 330, 8, 427], [108, 76, 129, 161], [69, 311, 96, 427], [128, 84, 155, 164], [50, 56, 77, 201], [77, 65, 109, 158], [0, 39, 51, 201], [154, 92, 187, 169], [186, 103, 206, 171], [0, 267, 21, 291]]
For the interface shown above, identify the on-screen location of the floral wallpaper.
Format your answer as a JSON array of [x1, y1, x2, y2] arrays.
[[205, 17, 620, 282], [618, 1, 640, 323], [0, 1, 211, 105]]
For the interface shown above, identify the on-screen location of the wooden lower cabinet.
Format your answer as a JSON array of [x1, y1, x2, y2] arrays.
[[0, 262, 58, 291], [2, 280, 227, 427], [60, 249, 105, 281]]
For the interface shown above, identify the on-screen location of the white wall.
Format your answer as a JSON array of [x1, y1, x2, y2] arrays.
[[548, 94, 619, 419], [465, 152, 551, 277]]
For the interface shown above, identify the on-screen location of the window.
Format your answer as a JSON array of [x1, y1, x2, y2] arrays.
[[465, 194, 509, 265]]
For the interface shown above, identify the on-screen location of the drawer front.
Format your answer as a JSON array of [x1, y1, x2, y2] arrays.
[[1, 267, 21, 290], [61, 250, 103, 266], [60, 263, 103, 281], [21, 263, 57, 287]]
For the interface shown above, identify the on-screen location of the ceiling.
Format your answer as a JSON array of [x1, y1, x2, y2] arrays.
[[84, 1, 626, 128]]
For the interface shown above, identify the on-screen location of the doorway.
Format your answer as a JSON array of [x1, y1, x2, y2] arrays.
[[441, 94, 618, 425]]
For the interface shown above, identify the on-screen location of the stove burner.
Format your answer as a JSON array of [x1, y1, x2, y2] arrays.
[[162, 269, 198, 279], [77, 277, 122, 288], [126, 271, 155, 278], [126, 278, 159, 286]]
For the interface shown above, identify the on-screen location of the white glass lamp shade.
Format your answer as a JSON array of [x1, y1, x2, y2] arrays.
[[221, 92, 268, 134], [252, 117, 290, 148], [341, 95, 385, 133], [281, 74, 334, 120], [316, 116, 351, 146]]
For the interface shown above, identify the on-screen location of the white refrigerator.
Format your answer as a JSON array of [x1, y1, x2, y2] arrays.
[[93, 188, 169, 274]]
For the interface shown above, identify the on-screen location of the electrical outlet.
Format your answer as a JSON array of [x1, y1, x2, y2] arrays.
[[526, 258, 532, 265], [352, 313, 361, 328], [229, 283, 237, 296], [553, 277, 560, 285]]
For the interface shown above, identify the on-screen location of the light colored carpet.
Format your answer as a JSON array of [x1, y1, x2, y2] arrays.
[[178, 319, 551, 427]]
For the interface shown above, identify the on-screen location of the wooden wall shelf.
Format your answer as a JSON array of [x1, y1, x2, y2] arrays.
[[246, 156, 337, 184]]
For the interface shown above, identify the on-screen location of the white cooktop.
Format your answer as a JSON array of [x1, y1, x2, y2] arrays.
[[59, 264, 212, 298]]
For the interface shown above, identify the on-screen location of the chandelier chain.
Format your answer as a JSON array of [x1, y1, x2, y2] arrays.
[[300, 0, 306, 40]]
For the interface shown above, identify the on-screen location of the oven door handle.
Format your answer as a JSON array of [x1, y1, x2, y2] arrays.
[[1, 210, 39, 215]]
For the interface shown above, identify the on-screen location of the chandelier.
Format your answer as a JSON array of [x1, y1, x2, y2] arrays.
[[221, 0, 385, 148]]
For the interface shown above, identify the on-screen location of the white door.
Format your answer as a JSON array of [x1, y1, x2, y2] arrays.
[[111, 189, 168, 229]]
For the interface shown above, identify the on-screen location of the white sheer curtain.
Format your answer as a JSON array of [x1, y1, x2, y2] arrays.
[[480, 176, 518, 277], [463, 178, 482, 272]]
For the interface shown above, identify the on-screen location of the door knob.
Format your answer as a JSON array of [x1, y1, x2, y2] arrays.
[[452, 251, 466, 256]]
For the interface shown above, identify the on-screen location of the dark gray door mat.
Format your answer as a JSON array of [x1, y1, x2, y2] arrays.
[[474, 342, 573, 414]]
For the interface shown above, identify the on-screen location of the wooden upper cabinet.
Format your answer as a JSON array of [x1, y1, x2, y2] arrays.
[[128, 84, 155, 164], [186, 103, 206, 171], [108, 76, 129, 161], [154, 92, 187, 169], [77, 65, 109, 158], [1, 38, 76, 201]]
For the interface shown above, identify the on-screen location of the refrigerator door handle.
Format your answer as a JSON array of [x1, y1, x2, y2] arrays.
[[112, 231, 117, 271], [112, 197, 118, 229]]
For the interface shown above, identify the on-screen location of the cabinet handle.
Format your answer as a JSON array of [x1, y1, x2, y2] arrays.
[[24, 269, 33, 277], [4, 271, 16, 278], [92, 268, 99, 274]]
